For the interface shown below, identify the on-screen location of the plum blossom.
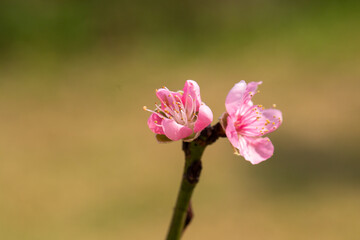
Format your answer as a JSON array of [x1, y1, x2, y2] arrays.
[[222, 80, 282, 164], [144, 80, 213, 142]]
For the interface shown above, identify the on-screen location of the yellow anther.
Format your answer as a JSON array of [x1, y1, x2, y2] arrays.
[[272, 104, 277, 108], [258, 105, 263, 108], [272, 122, 275, 125], [273, 115, 276, 118], [266, 119, 270, 123], [256, 112, 259, 114], [262, 127, 264, 130], [143, 106, 147, 111], [273, 127, 276, 129], [257, 90, 260, 93], [154, 120, 157, 123], [155, 89, 158, 92]]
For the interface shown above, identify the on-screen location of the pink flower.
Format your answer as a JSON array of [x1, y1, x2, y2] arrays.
[[222, 80, 282, 164], [144, 80, 213, 142]]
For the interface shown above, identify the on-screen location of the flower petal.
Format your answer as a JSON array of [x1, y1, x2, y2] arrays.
[[261, 108, 283, 134], [225, 115, 240, 149], [225, 81, 262, 116], [147, 113, 164, 134], [238, 136, 274, 164], [156, 88, 182, 110], [236, 106, 282, 137], [182, 80, 201, 112], [162, 118, 193, 141], [193, 104, 213, 133]]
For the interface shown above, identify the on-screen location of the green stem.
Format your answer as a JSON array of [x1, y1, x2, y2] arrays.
[[166, 141, 206, 240]]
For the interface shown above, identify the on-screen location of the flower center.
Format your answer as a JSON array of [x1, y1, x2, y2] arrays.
[[144, 89, 198, 128]]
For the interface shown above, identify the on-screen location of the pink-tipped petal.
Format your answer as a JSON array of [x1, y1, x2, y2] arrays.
[[162, 118, 193, 141], [156, 88, 182, 109], [193, 104, 213, 133], [182, 80, 201, 112], [261, 108, 283, 134], [147, 113, 164, 134], [225, 81, 262, 116], [225, 115, 240, 149], [225, 80, 247, 116], [238, 136, 274, 164]]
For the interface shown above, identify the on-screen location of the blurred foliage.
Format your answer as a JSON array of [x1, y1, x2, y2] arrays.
[[1, 0, 359, 56]]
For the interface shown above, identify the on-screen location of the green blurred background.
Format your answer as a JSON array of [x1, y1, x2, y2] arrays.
[[0, 0, 359, 239]]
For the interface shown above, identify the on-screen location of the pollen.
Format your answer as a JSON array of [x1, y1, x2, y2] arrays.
[[258, 105, 263, 108], [143, 106, 147, 111], [266, 119, 270, 124], [272, 122, 275, 125], [272, 104, 277, 108]]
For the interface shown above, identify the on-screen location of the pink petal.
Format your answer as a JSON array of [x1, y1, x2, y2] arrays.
[[147, 113, 164, 134], [182, 80, 201, 112], [225, 81, 262, 117], [261, 108, 283, 134], [193, 104, 213, 133], [156, 88, 182, 109], [162, 118, 193, 141], [225, 115, 240, 149], [238, 136, 274, 164], [237, 107, 282, 137]]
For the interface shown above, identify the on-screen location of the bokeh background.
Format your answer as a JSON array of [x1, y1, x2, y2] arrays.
[[1, 1, 360, 239]]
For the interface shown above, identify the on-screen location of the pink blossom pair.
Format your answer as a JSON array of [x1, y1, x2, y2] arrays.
[[145, 80, 282, 164]]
